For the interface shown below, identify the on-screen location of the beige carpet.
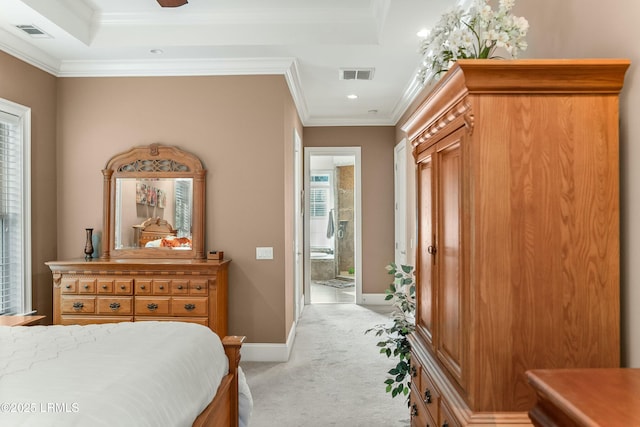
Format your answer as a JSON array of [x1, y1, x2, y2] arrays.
[[241, 304, 410, 427]]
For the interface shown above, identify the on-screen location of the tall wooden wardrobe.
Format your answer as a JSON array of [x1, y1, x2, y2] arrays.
[[401, 59, 629, 426]]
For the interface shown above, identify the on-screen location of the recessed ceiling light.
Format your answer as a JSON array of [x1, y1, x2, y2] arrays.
[[150, 49, 164, 55], [347, 94, 358, 100], [416, 28, 430, 38]]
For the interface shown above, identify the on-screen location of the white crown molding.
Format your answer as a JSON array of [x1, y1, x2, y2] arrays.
[[390, 68, 425, 126], [56, 56, 296, 77], [283, 58, 310, 126], [0, 29, 60, 75]]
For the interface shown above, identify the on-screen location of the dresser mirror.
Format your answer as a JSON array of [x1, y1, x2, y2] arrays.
[[102, 144, 206, 259]]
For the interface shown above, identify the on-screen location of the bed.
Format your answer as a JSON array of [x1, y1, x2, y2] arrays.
[[0, 321, 252, 427]]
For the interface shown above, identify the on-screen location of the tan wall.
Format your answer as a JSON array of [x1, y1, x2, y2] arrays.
[[56, 74, 297, 343], [396, 0, 640, 367], [0, 51, 57, 322], [303, 126, 396, 294]]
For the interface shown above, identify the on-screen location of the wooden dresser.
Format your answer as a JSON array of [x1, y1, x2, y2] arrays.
[[401, 59, 629, 426], [526, 369, 640, 426], [47, 259, 229, 337]]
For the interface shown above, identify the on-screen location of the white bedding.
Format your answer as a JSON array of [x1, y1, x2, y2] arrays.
[[0, 321, 249, 427]]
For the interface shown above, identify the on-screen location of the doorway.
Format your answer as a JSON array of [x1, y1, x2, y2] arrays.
[[304, 147, 362, 304]]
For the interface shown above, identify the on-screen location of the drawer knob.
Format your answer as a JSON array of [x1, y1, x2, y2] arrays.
[[196, 285, 202, 290], [159, 285, 164, 290], [83, 284, 89, 289], [410, 403, 418, 417], [109, 302, 121, 311], [65, 284, 71, 289], [147, 303, 158, 311], [177, 285, 183, 290], [72, 302, 84, 310], [184, 303, 196, 311], [427, 245, 437, 255], [102, 285, 108, 289], [442, 423, 449, 427], [120, 285, 126, 290], [140, 285, 146, 290], [410, 365, 417, 378], [424, 388, 432, 404]]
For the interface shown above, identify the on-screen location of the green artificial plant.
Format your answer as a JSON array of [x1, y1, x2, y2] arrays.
[[365, 263, 416, 400]]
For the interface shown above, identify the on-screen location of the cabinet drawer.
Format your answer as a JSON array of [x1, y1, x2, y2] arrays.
[[189, 279, 208, 295], [59, 315, 133, 325], [97, 297, 133, 315], [421, 368, 440, 422], [410, 386, 436, 427], [153, 280, 171, 295], [171, 297, 208, 316], [78, 279, 96, 293], [135, 297, 170, 315], [97, 279, 133, 295], [440, 399, 461, 427], [135, 279, 152, 295], [138, 317, 208, 327], [171, 280, 189, 295], [410, 356, 422, 392], [61, 296, 96, 314], [61, 278, 78, 294]]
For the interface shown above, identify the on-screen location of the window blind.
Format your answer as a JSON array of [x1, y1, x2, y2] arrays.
[[0, 106, 30, 315]]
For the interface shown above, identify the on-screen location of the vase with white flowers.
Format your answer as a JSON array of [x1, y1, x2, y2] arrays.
[[417, 0, 529, 84]]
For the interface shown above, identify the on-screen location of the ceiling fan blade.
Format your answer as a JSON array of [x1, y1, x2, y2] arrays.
[[156, 0, 188, 7]]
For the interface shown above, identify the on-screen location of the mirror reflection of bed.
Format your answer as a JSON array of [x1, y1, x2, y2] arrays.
[[115, 177, 193, 250]]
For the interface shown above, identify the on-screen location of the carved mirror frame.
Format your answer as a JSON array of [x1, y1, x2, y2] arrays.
[[101, 143, 206, 259]]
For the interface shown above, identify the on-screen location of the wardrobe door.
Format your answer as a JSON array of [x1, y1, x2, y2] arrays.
[[416, 146, 436, 349], [435, 130, 465, 389]]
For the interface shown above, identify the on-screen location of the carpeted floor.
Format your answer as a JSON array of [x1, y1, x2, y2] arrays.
[[241, 304, 410, 427]]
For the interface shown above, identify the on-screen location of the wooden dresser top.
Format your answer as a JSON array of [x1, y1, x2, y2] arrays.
[[527, 369, 640, 426]]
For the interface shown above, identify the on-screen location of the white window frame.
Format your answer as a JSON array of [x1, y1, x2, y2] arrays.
[[0, 98, 32, 315]]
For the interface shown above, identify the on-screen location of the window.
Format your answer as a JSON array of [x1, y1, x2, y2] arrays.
[[0, 98, 31, 315], [309, 172, 331, 218]]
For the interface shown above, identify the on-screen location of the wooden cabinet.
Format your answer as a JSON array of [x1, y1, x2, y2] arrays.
[[402, 59, 629, 425], [47, 259, 229, 337]]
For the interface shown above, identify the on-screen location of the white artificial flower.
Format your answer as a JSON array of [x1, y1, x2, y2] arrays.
[[416, 0, 528, 84]]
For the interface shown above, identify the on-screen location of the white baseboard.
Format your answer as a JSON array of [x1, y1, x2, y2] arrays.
[[240, 319, 297, 362], [241, 295, 389, 361], [360, 293, 392, 305]]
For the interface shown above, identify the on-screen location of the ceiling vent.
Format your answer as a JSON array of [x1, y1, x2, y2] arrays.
[[339, 68, 375, 81], [16, 25, 51, 38]]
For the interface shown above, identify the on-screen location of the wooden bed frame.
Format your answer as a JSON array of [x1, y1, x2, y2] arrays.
[[194, 335, 245, 427]]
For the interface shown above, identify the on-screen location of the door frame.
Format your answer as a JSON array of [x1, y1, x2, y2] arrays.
[[293, 129, 304, 320], [304, 146, 362, 304]]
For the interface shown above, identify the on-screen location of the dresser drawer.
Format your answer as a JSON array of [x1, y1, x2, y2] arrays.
[[421, 367, 440, 422], [138, 317, 208, 327], [135, 279, 152, 295], [135, 297, 170, 316], [171, 297, 208, 316], [171, 279, 189, 295], [61, 278, 78, 294], [440, 399, 461, 427], [78, 279, 96, 294], [189, 279, 208, 295], [97, 297, 133, 315], [61, 296, 96, 314], [410, 385, 437, 427], [97, 278, 133, 295], [153, 280, 171, 295], [59, 315, 133, 325]]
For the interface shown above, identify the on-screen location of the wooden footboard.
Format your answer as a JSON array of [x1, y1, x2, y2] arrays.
[[193, 336, 246, 427]]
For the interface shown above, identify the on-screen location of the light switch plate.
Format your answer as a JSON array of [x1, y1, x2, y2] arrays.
[[256, 247, 273, 260]]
